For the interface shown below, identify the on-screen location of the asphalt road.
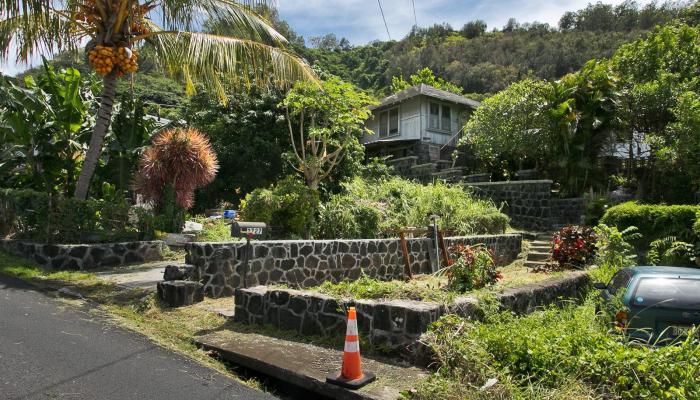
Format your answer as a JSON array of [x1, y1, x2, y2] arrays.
[[0, 273, 277, 400]]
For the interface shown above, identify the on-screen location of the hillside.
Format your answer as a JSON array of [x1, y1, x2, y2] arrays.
[[298, 1, 691, 95], [15, 1, 694, 115]]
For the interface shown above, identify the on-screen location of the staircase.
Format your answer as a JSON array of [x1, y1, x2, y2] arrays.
[[524, 232, 553, 269]]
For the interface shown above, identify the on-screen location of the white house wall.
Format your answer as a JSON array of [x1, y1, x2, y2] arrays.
[[419, 97, 463, 146], [361, 95, 470, 145]]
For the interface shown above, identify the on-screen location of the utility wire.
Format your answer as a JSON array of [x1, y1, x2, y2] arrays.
[[377, 0, 392, 40], [412, 0, 418, 27]]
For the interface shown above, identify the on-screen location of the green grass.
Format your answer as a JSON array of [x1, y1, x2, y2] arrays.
[[306, 256, 565, 303]]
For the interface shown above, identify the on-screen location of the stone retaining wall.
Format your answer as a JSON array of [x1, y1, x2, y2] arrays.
[[186, 234, 522, 298], [466, 180, 553, 231], [550, 197, 587, 227], [0, 239, 164, 270], [234, 271, 590, 361]]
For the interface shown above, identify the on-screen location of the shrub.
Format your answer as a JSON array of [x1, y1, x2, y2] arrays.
[[240, 176, 319, 238], [315, 177, 508, 239], [316, 197, 382, 239], [600, 202, 700, 249], [646, 236, 696, 267], [442, 244, 500, 292], [0, 188, 140, 244], [551, 225, 597, 269], [593, 224, 640, 282]]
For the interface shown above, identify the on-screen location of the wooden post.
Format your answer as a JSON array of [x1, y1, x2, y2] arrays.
[[399, 231, 413, 280], [437, 230, 450, 268]]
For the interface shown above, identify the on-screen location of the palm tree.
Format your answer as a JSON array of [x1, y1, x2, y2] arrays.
[[0, 0, 316, 199]]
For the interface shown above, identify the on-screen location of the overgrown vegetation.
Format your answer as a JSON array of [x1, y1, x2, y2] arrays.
[[412, 226, 700, 400], [0, 188, 141, 243], [316, 177, 508, 239]]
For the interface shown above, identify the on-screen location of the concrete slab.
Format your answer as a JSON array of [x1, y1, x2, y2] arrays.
[[195, 330, 427, 400], [95, 261, 171, 290]]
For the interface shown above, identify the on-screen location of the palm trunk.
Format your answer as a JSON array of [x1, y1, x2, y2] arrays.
[[74, 74, 118, 200]]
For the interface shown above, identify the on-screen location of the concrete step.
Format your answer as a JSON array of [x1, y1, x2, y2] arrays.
[[195, 330, 426, 400], [526, 251, 551, 262], [524, 260, 551, 269], [530, 246, 550, 253], [530, 240, 550, 247]]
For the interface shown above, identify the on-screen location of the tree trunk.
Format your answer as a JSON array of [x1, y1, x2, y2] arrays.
[[73, 73, 118, 200]]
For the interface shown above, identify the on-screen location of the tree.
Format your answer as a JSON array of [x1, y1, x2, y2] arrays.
[[460, 20, 487, 39], [184, 88, 290, 210], [281, 76, 376, 190], [612, 23, 700, 201], [462, 79, 553, 170], [1, 0, 315, 199], [391, 67, 463, 94], [134, 127, 218, 231], [548, 60, 622, 195]]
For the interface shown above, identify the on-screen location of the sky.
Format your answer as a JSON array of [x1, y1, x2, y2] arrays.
[[277, 0, 652, 45], [1, 0, 653, 76]]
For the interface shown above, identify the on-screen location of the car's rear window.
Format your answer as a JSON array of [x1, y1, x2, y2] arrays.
[[609, 269, 633, 294], [632, 277, 700, 310]]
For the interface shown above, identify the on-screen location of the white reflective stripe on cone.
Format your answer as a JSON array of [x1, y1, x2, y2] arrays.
[[346, 320, 358, 336], [344, 340, 359, 353]]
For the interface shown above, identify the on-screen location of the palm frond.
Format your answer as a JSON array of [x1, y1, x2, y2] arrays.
[[0, 9, 78, 63], [150, 30, 317, 102], [157, 0, 285, 44], [1, 0, 53, 21]]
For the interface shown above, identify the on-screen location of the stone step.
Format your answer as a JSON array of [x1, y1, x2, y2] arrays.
[[524, 260, 550, 269], [531, 240, 550, 247], [530, 245, 550, 252], [526, 251, 551, 262]]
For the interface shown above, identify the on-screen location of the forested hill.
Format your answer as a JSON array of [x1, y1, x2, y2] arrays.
[[294, 1, 694, 96], [18, 1, 695, 115]]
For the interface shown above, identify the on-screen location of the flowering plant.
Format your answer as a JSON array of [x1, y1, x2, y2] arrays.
[[551, 225, 597, 269], [443, 244, 501, 292]]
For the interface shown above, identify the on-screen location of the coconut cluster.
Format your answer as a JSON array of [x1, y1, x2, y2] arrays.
[[88, 45, 139, 77]]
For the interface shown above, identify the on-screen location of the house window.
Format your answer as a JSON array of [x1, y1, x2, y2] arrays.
[[429, 103, 440, 130], [389, 108, 399, 134], [378, 107, 399, 138], [428, 102, 452, 132], [441, 105, 451, 131]]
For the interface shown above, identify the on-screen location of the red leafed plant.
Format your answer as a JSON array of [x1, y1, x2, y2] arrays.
[[134, 127, 218, 209], [551, 225, 597, 269], [443, 243, 501, 292]]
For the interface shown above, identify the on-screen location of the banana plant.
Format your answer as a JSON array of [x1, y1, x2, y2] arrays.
[[0, 60, 95, 193], [1, 0, 316, 199]]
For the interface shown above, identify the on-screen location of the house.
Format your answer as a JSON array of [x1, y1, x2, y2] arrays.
[[361, 84, 480, 175]]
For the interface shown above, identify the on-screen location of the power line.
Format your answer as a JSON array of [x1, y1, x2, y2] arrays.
[[377, 0, 392, 40], [412, 0, 417, 27]]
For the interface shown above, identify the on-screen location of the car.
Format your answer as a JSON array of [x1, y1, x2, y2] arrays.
[[594, 266, 700, 343]]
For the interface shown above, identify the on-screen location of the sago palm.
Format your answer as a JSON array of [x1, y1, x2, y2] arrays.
[[0, 0, 316, 199]]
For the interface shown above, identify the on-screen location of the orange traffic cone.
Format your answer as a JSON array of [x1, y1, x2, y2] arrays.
[[326, 306, 376, 389]]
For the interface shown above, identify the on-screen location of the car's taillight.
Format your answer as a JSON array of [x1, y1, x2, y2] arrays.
[[615, 311, 628, 329]]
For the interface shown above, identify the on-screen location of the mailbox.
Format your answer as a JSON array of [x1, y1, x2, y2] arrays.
[[231, 221, 267, 239]]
